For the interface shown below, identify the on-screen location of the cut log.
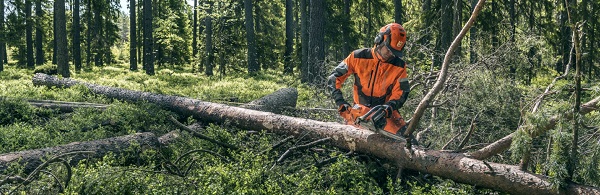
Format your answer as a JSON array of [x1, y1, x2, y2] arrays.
[[0, 132, 159, 174], [32, 73, 600, 194]]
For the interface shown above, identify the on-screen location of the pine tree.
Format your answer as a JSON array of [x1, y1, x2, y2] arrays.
[[35, 0, 44, 65], [130, 0, 137, 71], [142, 0, 153, 75], [55, 0, 69, 77], [73, 0, 82, 71]]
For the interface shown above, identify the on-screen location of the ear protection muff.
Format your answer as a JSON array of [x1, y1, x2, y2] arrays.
[[373, 26, 391, 45]]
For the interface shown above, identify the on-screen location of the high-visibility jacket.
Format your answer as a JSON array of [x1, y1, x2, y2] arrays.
[[327, 47, 410, 111]]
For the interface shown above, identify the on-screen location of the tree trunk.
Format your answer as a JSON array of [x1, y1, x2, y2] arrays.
[[55, 0, 69, 77], [300, 0, 308, 83], [342, 0, 350, 56], [143, 0, 154, 75], [192, 0, 197, 60], [35, 0, 44, 65], [469, 0, 477, 64], [205, 2, 213, 76], [0, 132, 159, 174], [589, 3, 596, 79], [31, 73, 600, 194], [26, 0, 35, 69], [394, 0, 403, 24], [558, 2, 570, 73], [244, 0, 259, 73], [0, 0, 4, 72], [453, 0, 462, 58], [283, 0, 294, 74], [24, 99, 108, 112], [73, 0, 82, 71], [307, 0, 324, 86], [435, 0, 452, 68], [86, 0, 92, 66], [130, 0, 137, 71]]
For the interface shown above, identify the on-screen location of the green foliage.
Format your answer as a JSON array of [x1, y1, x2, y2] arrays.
[[510, 128, 532, 162], [0, 98, 35, 126], [33, 63, 58, 75], [579, 141, 600, 187], [422, 69, 522, 150], [548, 126, 573, 191]]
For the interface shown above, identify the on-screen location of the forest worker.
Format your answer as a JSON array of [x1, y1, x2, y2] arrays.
[[327, 23, 411, 138]]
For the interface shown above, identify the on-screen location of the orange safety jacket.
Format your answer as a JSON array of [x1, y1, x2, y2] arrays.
[[327, 48, 411, 134]]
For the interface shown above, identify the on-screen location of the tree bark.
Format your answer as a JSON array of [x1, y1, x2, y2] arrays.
[[31, 73, 600, 194], [244, 0, 259, 73], [283, 0, 294, 74], [26, 0, 35, 69], [143, 0, 153, 75], [35, 0, 44, 65], [394, 0, 403, 24], [23, 99, 109, 112], [204, 2, 213, 76], [55, 0, 69, 77], [73, 0, 82, 71], [306, 0, 324, 86], [130, 0, 137, 71], [192, 0, 197, 61], [0, 0, 4, 72], [469, 0, 477, 64], [299, 0, 308, 83], [0, 132, 159, 174], [86, 0, 92, 66]]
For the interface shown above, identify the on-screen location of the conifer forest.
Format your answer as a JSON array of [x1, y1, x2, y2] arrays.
[[1, 0, 600, 194]]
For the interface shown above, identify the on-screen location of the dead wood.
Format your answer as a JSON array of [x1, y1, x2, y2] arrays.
[[0, 132, 160, 174], [31, 73, 600, 194], [168, 116, 238, 150], [276, 137, 331, 164]]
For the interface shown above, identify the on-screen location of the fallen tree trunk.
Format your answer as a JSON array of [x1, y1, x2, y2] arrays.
[[25, 99, 109, 112], [469, 96, 600, 160], [0, 97, 108, 112], [0, 132, 159, 174], [32, 73, 600, 194]]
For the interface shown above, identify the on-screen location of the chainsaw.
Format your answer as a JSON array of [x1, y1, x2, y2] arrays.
[[343, 104, 408, 142]]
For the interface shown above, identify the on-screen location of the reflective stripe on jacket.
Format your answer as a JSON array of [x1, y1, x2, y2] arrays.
[[327, 48, 410, 110]]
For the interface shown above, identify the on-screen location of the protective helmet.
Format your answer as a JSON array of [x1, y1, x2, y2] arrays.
[[373, 23, 406, 57]]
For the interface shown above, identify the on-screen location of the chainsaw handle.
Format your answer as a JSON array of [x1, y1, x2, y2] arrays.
[[356, 105, 382, 122]]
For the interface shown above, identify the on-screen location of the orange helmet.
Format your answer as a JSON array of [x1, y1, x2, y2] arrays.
[[373, 23, 406, 57]]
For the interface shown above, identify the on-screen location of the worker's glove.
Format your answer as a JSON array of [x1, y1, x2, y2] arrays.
[[338, 103, 351, 113], [336, 99, 351, 113], [371, 104, 393, 119]]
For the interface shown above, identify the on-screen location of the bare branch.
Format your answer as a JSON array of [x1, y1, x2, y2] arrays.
[[276, 137, 331, 164], [168, 116, 238, 150], [457, 112, 480, 150], [260, 136, 295, 154]]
